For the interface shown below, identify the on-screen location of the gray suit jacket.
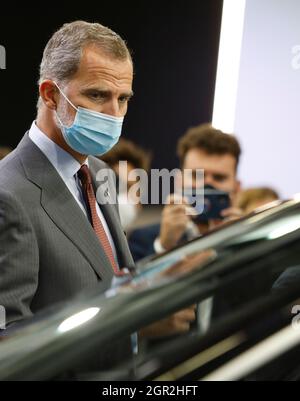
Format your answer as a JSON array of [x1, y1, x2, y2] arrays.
[[0, 133, 135, 326]]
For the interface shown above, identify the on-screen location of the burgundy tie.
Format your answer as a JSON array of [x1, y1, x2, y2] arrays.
[[78, 164, 125, 277]]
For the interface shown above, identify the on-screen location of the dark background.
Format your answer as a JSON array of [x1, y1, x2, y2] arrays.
[[0, 1, 223, 170]]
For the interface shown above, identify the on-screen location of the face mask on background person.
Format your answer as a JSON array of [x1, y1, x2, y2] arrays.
[[54, 82, 124, 156], [118, 192, 139, 230]]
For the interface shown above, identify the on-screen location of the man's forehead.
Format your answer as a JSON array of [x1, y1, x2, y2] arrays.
[[184, 148, 236, 173], [73, 45, 133, 86]]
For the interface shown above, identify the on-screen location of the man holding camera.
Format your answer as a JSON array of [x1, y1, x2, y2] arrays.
[[129, 123, 243, 260]]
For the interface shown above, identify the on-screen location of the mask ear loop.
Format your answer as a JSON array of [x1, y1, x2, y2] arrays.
[[53, 81, 78, 111]]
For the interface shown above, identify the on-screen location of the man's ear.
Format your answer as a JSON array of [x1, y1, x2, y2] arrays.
[[39, 80, 59, 110], [231, 179, 242, 206], [235, 179, 242, 195]]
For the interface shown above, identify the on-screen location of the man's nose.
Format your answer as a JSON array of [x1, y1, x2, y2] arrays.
[[204, 175, 214, 187], [102, 100, 122, 117]]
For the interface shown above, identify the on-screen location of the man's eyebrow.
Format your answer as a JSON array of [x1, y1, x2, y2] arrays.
[[120, 90, 134, 98], [80, 87, 134, 98], [212, 173, 229, 178]]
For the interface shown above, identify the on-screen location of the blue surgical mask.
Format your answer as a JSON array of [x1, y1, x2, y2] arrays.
[[54, 82, 124, 156]]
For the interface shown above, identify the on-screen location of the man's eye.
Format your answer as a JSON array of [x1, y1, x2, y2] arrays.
[[119, 96, 130, 104], [89, 92, 103, 99], [214, 175, 227, 182]]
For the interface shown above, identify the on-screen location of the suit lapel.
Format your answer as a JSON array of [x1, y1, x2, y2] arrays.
[[18, 134, 114, 282]]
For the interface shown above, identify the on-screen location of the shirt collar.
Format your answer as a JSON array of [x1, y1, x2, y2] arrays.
[[28, 121, 88, 180]]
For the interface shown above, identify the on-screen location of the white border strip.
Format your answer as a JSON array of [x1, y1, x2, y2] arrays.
[[212, 0, 246, 133]]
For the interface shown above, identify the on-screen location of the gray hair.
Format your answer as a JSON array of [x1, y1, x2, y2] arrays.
[[37, 20, 132, 108]]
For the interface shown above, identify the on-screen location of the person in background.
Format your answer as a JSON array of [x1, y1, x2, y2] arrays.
[[237, 187, 280, 214], [129, 123, 243, 262], [101, 138, 151, 231], [0, 146, 12, 160]]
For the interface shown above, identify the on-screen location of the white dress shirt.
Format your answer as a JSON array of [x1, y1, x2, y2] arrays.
[[28, 121, 118, 265]]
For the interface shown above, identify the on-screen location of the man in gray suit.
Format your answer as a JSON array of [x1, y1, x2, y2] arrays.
[[0, 21, 136, 325], [0, 21, 195, 339]]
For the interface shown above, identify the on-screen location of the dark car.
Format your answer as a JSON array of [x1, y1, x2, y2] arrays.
[[1, 199, 300, 380]]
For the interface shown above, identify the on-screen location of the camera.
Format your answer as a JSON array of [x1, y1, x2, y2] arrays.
[[185, 184, 230, 222]]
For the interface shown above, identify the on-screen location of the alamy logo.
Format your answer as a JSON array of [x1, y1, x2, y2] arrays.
[[0, 45, 6, 70], [95, 162, 205, 215], [291, 45, 300, 70], [0, 305, 6, 329]]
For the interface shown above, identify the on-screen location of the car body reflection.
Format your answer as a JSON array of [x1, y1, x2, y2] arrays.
[[0, 199, 300, 380]]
